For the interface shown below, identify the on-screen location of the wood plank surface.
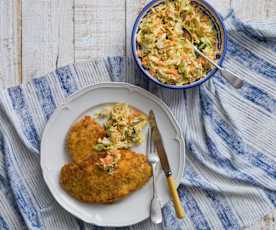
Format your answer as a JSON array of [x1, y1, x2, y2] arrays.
[[206, 0, 231, 15], [0, 0, 21, 89], [74, 0, 126, 61], [21, 0, 74, 82], [125, 0, 151, 57], [231, 0, 276, 20], [0, 0, 276, 229]]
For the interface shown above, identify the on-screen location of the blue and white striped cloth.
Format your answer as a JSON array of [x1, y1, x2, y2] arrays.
[[0, 11, 276, 230]]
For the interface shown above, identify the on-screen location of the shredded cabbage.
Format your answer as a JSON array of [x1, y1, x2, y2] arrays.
[[94, 103, 147, 151], [137, 0, 219, 85]]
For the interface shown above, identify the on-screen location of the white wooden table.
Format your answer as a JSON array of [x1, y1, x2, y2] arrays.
[[0, 0, 276, 229]]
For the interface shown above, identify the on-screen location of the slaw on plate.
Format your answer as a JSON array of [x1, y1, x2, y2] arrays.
[[136, 0, 219, 85], [94, 103, 147, 151]]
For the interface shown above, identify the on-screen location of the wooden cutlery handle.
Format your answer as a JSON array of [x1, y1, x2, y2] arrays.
[[167, 175, 185, 219]]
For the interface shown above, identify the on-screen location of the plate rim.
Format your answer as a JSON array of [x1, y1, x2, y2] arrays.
[[40, 82, 185, 227]]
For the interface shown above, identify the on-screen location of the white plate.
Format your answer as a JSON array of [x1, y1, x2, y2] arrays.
[[41, 82, 185, 227]]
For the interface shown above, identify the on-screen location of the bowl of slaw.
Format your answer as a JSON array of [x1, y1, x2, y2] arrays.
[[131, 0, 227, 90]]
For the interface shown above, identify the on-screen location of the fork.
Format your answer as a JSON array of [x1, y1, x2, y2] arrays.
[[182, 27, 244, 89], [147, 128, 163, 224]]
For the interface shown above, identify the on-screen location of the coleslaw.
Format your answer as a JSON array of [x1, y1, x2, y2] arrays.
[[136, 0, 219, 85], [93, 103, 147, 151]]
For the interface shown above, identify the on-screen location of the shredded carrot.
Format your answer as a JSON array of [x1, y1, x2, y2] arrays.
[[136, 0, 219, 86]]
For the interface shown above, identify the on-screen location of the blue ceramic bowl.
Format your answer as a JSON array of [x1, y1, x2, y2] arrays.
[[131, 0, 227, 90]]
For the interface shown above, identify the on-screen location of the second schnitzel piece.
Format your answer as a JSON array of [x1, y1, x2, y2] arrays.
[[66, 116, 106, 163], [60, 150, 152, 203]]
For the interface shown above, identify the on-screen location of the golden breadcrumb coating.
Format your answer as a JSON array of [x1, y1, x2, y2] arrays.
[[66, 116, 106, 163], [60, 150, 152, 203]]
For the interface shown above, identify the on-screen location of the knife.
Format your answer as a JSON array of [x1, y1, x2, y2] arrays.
[[148, 110, 185, 219]]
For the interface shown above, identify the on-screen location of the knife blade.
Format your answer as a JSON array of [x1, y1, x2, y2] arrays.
[[148, 110, 185, 219], [148, 110, 172, 177]]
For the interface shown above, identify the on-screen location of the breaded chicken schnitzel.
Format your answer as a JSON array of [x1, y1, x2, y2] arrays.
[[62, 106, 151, 203], [60, 150, 152, 203], [66, 116, 106, 163]]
